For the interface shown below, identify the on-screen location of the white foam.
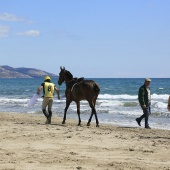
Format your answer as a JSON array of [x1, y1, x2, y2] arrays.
[[0, 98, 28, 103], [100, 100, 122, 107], [151, 94, 169, 100], [154, 101, 168, 109], [98, 94, 137, 100]]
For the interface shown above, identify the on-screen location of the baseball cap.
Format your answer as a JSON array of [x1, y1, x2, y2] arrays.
[[145, 78, 151, 82], [44, 76, 51, 81]]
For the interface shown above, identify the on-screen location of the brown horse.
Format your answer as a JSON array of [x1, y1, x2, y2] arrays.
[[58, 67, 100, 127]]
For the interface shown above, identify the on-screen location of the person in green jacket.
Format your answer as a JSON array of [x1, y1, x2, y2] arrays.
[[136, 78, 151, 129]]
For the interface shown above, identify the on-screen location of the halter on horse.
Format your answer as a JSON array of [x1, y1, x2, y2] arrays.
[[58, 67, 100, 127]]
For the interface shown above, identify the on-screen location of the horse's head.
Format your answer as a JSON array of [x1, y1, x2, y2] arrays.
[[58, 66, 65, 85], [58, 66, 73, 85]]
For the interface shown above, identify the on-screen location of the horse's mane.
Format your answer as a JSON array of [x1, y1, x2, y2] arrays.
[[65, 70, 73, 79]]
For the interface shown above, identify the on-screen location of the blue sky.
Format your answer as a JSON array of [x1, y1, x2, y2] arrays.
[[0, 0, 170, 78]]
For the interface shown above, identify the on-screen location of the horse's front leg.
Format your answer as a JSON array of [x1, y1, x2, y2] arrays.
[[62, 100, 71, 124], [76, 101, 81, 126]]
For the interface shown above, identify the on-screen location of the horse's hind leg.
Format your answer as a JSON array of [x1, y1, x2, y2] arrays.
[[63, 100, 71, 124], [94, 109, 99, 127], [87, 101, 99, 127], [87, 112, 93, 126], [93, 97, 99, 127], [76, 101, 81, 126], [87, 101, 94, 126]]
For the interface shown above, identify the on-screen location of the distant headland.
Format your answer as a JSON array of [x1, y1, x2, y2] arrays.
[[0, 65, 58, 78]]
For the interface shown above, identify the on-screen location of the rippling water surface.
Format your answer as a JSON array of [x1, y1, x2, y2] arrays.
[[0, 78, 170, 130]]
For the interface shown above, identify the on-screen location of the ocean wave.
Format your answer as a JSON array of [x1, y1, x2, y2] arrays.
[[0, 98, 29, 103], [151, 112, 170, 118], [98, 93, 169, 101], [98, 94, 137, 100], [151, 93, 169, 100], [0, 93, 170, 119], [123, 102, 138, 107], [152, 101, 168, 109], [100, 100, 123, 107]]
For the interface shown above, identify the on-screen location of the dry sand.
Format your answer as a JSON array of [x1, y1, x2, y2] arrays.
[[0, 112, 170, 170]]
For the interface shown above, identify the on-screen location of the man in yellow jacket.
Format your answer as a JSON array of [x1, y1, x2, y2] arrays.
[[37, 76, 60, 124]]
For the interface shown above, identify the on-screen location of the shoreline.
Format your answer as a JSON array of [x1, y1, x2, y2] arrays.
[[0, 112, 170, 170], [2, 111, 170, 131]]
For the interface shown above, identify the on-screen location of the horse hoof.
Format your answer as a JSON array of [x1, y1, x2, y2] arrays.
[[96, 124, 99, 127], [62, 121, 65, 124], [87, 123, 90, 126], [45, 119, 51, 124]]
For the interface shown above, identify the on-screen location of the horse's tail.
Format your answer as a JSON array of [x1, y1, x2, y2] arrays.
[[94, 83, 100, 92]]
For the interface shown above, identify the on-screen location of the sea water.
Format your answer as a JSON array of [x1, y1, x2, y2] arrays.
[[0, 78, 170, 130]]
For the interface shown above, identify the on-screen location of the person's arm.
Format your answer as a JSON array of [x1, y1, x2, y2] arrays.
[[55, 87, 60, 99], [37, 86, 43, 94], [138, 87, 146, 109]]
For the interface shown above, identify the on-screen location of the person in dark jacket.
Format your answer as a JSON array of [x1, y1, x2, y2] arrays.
[[167, 96, 170, 111], [136, 78, 151, 129]]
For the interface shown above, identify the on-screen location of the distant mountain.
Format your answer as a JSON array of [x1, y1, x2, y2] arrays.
[[0, 65, 58, 78]]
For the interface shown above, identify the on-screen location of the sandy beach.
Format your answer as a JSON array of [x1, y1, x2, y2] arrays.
[[0, 112, 170, 170]]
